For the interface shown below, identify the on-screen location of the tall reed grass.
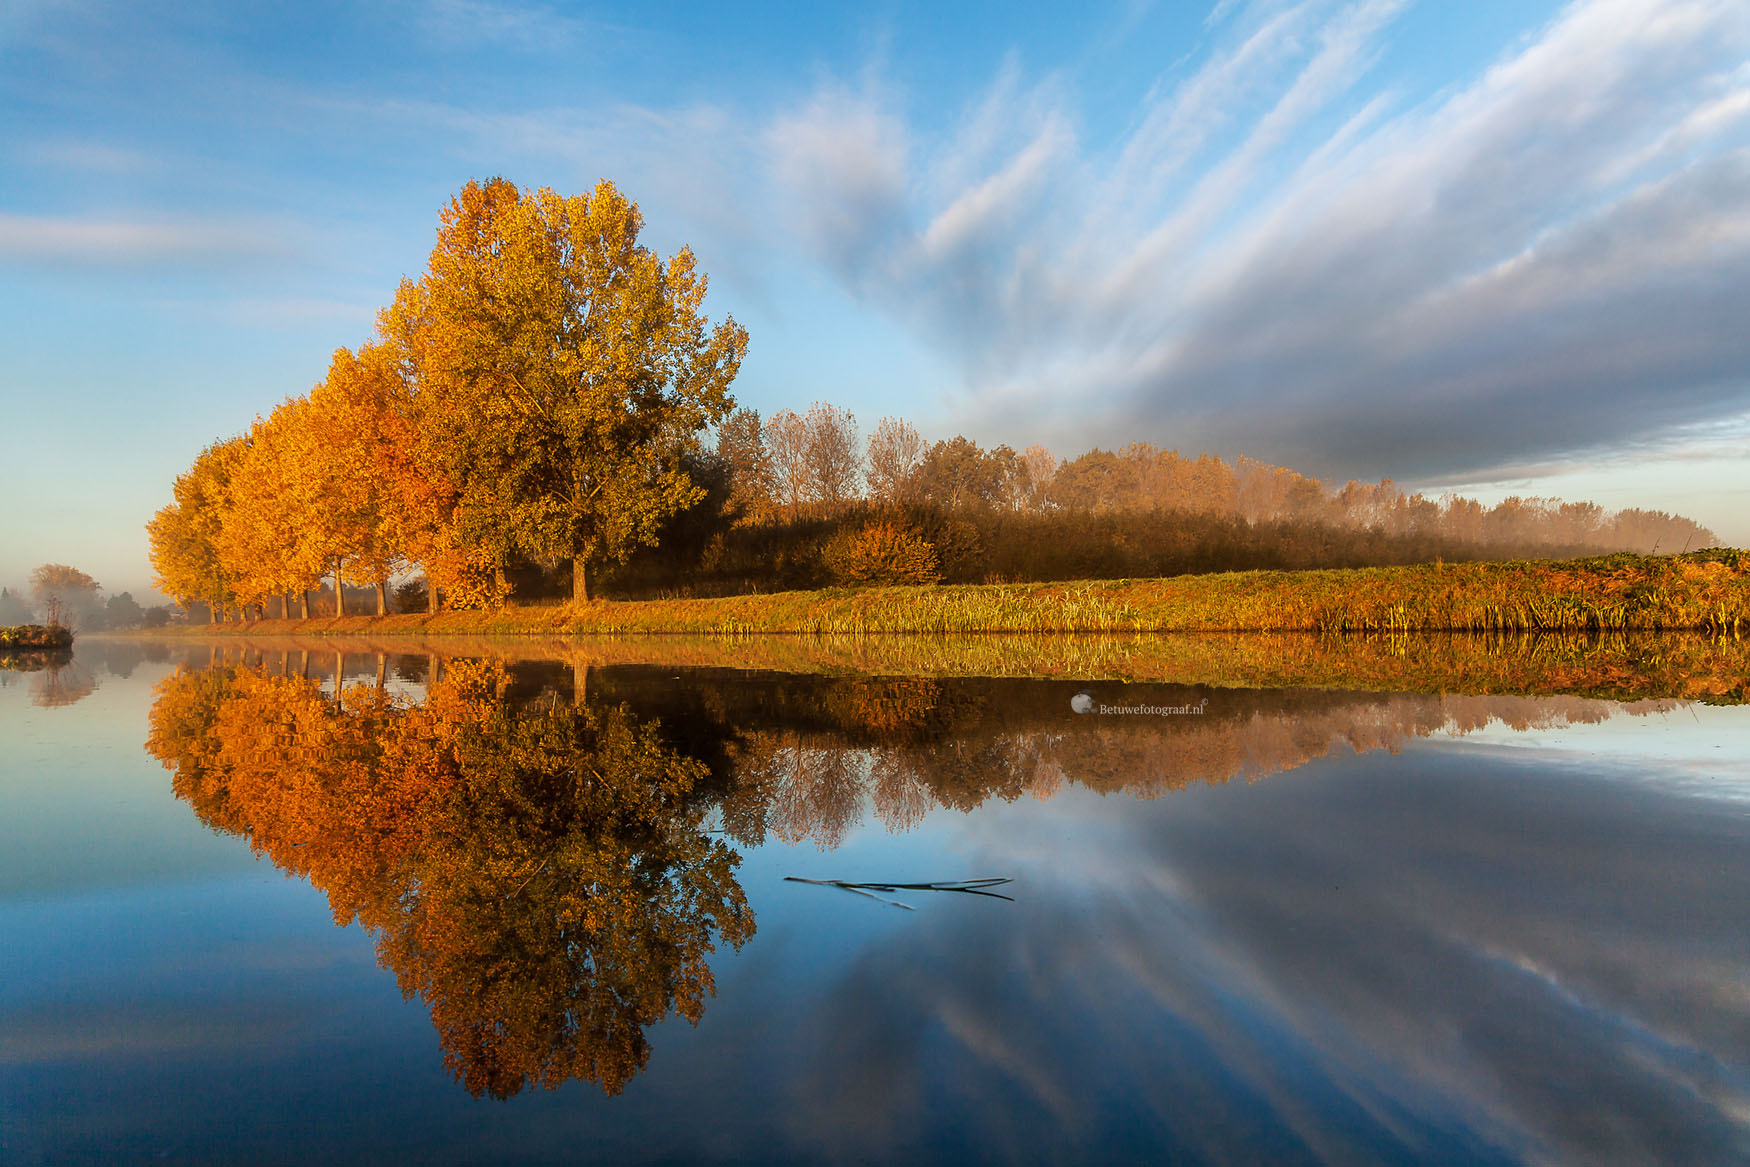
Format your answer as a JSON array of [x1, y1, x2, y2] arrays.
[[143, 550, 1747, 639]]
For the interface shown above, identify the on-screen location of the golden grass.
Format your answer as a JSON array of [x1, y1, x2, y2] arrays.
[[155, 551, 1746, 637], [131, 628, 1750, 704]]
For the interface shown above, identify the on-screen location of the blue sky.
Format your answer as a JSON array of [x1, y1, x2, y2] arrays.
[[2, 0, 1748, 596]]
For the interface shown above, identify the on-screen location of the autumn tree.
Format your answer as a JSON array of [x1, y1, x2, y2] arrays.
[[30, 563, 101, 628], [304, 345, 413, 615], [385, 177, 747, 602], [867, 417, 925, 503], [715, 407, 773, 521], [369, 287, 490, 611], [764, 408, 810, 509], [1018, 444, 1056, 510], [148, 437, 248, 621], [913, 437, 1022, 510], [801, 401, 861, 506], [218, 408, 321, 619]]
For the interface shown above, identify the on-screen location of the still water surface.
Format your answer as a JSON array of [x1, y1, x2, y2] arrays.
[[3, 639, 1748, 1164]]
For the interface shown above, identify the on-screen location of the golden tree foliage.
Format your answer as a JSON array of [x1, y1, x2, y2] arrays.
[[219, 407, 319, 616], [147, 437, 248, 619], [382, 177, 748, 601], [304, 345, 412, 613], [146, 176, 746, 616]]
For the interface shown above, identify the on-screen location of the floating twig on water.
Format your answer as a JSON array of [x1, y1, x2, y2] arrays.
[[784, 876, 1015, 910]]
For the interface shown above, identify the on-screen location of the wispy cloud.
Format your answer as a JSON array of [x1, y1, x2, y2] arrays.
[[0, 213, 293, 268], [409, 0, 594, 51], [26, 139, 158, 173], [762, 0, 1750, 482]]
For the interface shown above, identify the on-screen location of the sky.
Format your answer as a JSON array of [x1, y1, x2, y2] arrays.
[[2, 0, 1747, 598]]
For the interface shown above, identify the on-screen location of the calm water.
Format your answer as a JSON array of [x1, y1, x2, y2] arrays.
[[3, 639, 1748, 1165]]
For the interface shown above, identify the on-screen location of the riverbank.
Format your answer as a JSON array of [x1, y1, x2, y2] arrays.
[[117, 629, 1750, 703], [150, 551, 1746, 636]]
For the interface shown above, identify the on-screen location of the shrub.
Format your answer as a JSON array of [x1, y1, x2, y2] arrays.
[[822, 521, 942, 586], [394, 579, 429, 612]]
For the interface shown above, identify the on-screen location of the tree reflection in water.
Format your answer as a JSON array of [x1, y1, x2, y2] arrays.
[[0, 651, 98, 707], [143, 648, 1674, 1097], [145, 660, 753, 1098]]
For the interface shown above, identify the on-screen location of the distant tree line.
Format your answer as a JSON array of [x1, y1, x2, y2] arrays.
[[1, 564, 176, 631], [602, 410, 1717, 598]]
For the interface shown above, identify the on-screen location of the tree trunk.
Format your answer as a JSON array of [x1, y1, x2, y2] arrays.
[[282, 592, 292, 619], [333, 566, 346, 618], [427, 578, 439, 613], [376, 577, 388, 616], [207, 604, 216, 625], [573, 558, 589, 603], [375, 653, 387, 691], [300, 590, 310, 620], [495, 565, 508, 607], [572, 660, 590, 709]]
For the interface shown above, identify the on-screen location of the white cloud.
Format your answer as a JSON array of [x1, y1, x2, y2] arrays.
[[761, 0, 1750, 485], [766, 83, 913, 289], [0, 213, 292, 267]]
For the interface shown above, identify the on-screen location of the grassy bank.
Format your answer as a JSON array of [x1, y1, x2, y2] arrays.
[[136, 629, 1750, 703], [161, 551, 1747, 637]]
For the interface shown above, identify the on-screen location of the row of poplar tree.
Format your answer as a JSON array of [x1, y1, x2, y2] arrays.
[[149, 177, 749, 619]]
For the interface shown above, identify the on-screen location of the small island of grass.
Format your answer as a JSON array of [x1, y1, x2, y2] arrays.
[[0, 624, 74, 650]]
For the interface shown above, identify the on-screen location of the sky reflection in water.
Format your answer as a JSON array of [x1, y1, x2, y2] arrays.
[[2, 640, 1746, 1164]]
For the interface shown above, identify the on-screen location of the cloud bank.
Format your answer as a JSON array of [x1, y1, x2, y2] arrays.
[[763, 0, 1750, 482]]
